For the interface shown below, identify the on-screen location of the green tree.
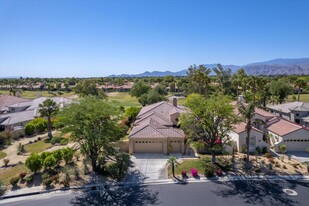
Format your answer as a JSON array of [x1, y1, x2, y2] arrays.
[[39, 99, 59, 138], [237, 101, 255, 162], [25, 154, 42, 174], [74, 80, 106, 98], [269, 80, 292, 104], [154, 84, 167, 95], [179, 94, 239, 163], [130, 81, 151, 98], [187, 65, 211, 96], [56, 97, 122, 172], [169, 82, 176, 93], [138, 90, 166, 106], [125, 106, 141, 126], [213, 64, 232, 95]]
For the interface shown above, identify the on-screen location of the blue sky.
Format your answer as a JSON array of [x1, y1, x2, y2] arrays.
[[0, 0, 309, 77]]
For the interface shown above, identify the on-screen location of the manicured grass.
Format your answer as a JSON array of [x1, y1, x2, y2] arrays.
[[168, 159, 205, 177], [0, 151, 7, 160], [107, 92, 141, 108], [287, 94, 309, 102], [0, 90, 74, 100], [24, 139, 52, 154], [0, 164, 29, 185]]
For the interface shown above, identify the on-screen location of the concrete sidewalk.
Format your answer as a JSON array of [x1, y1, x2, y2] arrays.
[[2, 175, 309, 200]]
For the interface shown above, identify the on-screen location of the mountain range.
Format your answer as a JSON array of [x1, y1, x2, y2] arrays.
[[108, 58, 309, 77]]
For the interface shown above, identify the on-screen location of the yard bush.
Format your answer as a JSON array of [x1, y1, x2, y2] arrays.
[[62, 148, 74, 164], [25, 123, 35, 135], [40, 151, 52, 161], [52, 150, 62, 166], [264, 153, 272, 159], [42, 173, 53, 188], [17, 143, 26, 155], [25, 176, 33, 184], [279, 144, 286, 154], [60, 138, 69, 145], [241, 144, 247, 154], [0, 181, 6, 196], [3, 158, 10, 167], [19, 172, 27, 180], [25, 154, 42, 173], [204, 166, 216, 178], [261, 146, 268, 154], [43, 155, 57, 171], [106, 153, 130, 180], [10, 177, 19, 187]]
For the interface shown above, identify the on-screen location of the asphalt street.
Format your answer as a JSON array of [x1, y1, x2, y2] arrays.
[[1, 180, 308, 206]]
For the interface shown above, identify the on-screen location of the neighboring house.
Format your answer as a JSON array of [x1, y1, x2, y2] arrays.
[[0, 97, 71, 131], [100, 82, 134, 93], [128, 99, 186, 154], [0, 94, 30, 114], [267, 101, 309, 126], [267, 118, 309, 152], [231, 99, 309, 152]]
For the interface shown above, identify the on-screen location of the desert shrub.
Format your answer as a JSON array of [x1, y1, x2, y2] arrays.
[[282, 165, 287, 169], [241, 144, 247, 154], [62, 166, 71, 187], [279, 144, 286, 154], [25, 154, 42, 173], [73, 168, 80, 180], [275, 162, 280, 167], [255, 147, 261, 154], [83, 159, 89, 175], [42, 173, 53, 188], [255, 168, 261, 173], [106, 153, 130, 180], [292, 163, 299, 168], [49, 137, 63, 144], [60, 138, 69, 145], [269, 158, 275, 164], [216, 158, 231, 171], [0, 132, 11, 149], [204, 166, 216, 178], [264, 153, 272, 159], [25, 123, 35, 135], [17, 143, 26, 155], [3, 158, 10, 167], [25, 176, 33, 184], [62, 148, 75, 164], [40, 151, 52, 161], [10, 177, 19, 187], [261, 146, 268, 154], [19, 172, 27, 180], [74, 152, 80, 161], [29, 117, 48, 133], [43, 155, 57, 170]]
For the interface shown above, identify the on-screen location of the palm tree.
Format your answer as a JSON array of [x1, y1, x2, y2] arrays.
[[294, 79, 306, 101], [39, 99, 59, 138], [237, 101, 255, 162], [167, 156, 178, 178]]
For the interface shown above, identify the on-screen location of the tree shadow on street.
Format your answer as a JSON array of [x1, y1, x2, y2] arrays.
[[212, 180, 300, 206], [71, 184, 160, 206]]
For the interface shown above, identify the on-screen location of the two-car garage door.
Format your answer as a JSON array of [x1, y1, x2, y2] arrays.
[[284, 139, 309, 151], [133, 140, 163, 153]]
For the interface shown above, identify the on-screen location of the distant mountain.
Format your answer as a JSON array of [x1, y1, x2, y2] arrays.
[[108, 58, 309, 77]]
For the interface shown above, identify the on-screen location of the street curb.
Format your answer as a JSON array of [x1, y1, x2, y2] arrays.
[[1, 175, 309, 200]]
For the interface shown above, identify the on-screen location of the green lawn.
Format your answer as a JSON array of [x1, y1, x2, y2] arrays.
[[24, 139, 52, 154], [107, 92, 141, 108], [0, 151, 7, 160], [0, 164, 29, 185], [0, 90, 75, 100], [287, 94, 309, 102], [168, 159, 205, 177]]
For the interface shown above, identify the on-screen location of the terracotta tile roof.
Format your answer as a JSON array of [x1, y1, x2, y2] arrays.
[[267, 118, 308, 136], [232, 122, 263, 134], [129, 118, 185, 138], [134, 111, 173, 126]]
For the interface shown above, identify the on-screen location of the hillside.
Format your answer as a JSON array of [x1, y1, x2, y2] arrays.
[[108, 58, 309, 77]]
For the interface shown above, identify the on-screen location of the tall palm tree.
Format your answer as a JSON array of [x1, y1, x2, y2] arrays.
[[39, 99, 59, 138], [167, 156, 178, 178], [294, 79, 306, 101], [237, 101, 255, 162]]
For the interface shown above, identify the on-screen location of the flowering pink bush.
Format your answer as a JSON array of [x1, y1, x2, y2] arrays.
[[190, 168, 198, 177], [216, 169, 223, 176], [181, 170, 187, 176]]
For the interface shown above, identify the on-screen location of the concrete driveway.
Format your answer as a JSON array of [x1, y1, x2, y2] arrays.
[[287, 151, 309, 163], [128, 153, 172, 181]]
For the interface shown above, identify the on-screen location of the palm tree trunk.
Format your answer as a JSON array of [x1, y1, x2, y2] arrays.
[[172, 162, 175, 178], [47, 116, 52, 138], [246, 129, 251, 162]]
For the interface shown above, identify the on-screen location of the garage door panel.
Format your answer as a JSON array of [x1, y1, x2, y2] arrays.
[[285, 140, 309, 151], [170, 140, 181, 153], [134, 140, 163, 153]]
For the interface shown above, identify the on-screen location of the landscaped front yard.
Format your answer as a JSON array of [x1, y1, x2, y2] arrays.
[[24, 138, 52, 154], [0, 164, 29, 186], [168, 153, 309, 178]]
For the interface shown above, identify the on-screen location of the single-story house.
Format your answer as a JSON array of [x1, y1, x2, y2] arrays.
[[0, 97, 71, 131], [128, 99, 186, 154], [0, 95, 30, 114]]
